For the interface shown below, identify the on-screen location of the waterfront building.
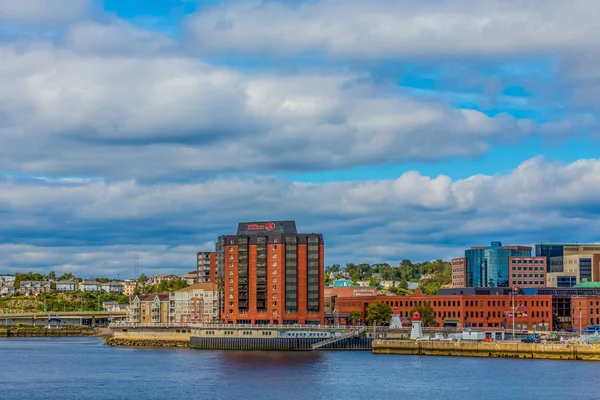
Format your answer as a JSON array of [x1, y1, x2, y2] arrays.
[[459, 241, 534, 287], [122, 280, 137, 296], [197, 252, 218, 284], [147, 274, 180, 286], [101, 281, 124, 294], [56, 280, 78, 293], [169, 282, 219, 324], [324, 284, 377, 321], [182, 272, 198, 286], [19, 281, 51, 295], [217, 220, 324, 325], [335, 289, 552, 331], [129, 294, 170, 324], [571, 296, 600, 331], [79, 280, 101, 293]]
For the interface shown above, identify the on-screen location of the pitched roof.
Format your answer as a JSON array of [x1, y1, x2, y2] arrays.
[[137, 293, 169, 302], [175, 282, 218, 292]]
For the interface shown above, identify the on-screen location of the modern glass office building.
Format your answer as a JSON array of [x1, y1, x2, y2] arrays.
[[466, 241, 532, 287]]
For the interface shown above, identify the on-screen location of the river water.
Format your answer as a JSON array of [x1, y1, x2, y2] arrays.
[[0, 337, 597, 400]]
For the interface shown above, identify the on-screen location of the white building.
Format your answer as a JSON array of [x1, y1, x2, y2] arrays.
[[102, 301, 128, 312], [19, 281, 51, 295], [181, 272, 197, 286], [101, 281, 124, 294], [148, 274, 179, 286], [0, 275, 15, 283], [0, 284, 16, 297], [79, 280, 101, 293], [56, 280, 78, 293]]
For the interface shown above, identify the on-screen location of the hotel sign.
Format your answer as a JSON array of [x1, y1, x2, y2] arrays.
[[246, 222, 276, 232]]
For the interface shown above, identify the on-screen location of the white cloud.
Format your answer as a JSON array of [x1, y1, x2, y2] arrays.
[[2, 157, 600, 276], [0, 0, 92, 27], [185, 0, 600, 59]]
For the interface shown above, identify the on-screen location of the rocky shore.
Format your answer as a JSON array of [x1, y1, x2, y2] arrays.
[[104, 336, 190, 348]]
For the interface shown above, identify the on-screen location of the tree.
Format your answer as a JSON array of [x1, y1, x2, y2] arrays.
[[48, 271, 56, 281], [366, 301, 392, 325], [399, 279, 409, 290], [368, 276, 378, 287], [57, 273, 75, 281], [137, 274, 148, 285], [409, 301, 437, 327], [347, 310, 362, 325]]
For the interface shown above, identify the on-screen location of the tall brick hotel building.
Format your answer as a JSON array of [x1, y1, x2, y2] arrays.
[[216, 221, 324, 325]]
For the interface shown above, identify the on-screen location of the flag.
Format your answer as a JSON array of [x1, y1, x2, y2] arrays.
[[521, 304, 525, 308]]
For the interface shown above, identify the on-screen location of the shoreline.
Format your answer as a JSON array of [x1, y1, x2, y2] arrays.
[[373, 340, 600, 361], [0, 328, 101, 338]]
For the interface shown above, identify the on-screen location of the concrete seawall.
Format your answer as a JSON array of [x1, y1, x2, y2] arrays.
[[105, 337, 189, 348], [372, 340, 600, 361], [0, 328, 98, 337]]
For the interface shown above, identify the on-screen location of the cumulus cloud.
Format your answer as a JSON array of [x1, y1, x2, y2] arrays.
[[2, 157, 600, 276], [185, 0, 600, 59], [0, 40, 541, 180]]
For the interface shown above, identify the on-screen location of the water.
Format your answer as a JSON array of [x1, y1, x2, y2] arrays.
[[0, 337, 598, 400]]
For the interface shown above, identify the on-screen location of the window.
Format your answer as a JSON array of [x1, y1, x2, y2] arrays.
[[272, 254, 278, 259], [228, 294, 233, 299], [228, 286, 233, 291], [229, 255, 233, 260], [273, 301, 277, 306], [228, 271, 234, 276], [272, 294, 277, 299], [272, 270, 278, 275], [229, 278, 234, 283], [229, 262, 234, 267], [273, 262, 278, 267], [229, 246, 233, 251], [272, 285, 277, 290], [273, 245, 278, 250], [273, 278, 278, 283], [273, 238, 278, 244], [230, 239, 234, 244]]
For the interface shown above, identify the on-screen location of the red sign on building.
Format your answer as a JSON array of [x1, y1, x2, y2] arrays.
[[246, 222, 276, 231]]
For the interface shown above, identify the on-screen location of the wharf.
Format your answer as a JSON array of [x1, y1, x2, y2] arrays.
[[372, 340, 600, 361], [0, 328, 98, 337]]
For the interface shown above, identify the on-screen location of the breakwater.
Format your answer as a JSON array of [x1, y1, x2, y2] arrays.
[[105, 337, 189, 348], [0, 328, 98, 337], [372, 340, 600, 361]]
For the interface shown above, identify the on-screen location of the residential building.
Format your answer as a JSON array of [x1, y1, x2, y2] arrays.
[[182, 272, 197, 286], [147, 274, 180, 286], [122, 280, 137, 296], [197, 251, 218, 284], [451, 258, 466, 287], [128, 294, 170, 324], [0, 284, 16, 297], [217, 220, 324, 325], [335, 288, 553, 331], [56, 280, 78, 293], [508, 256, 547, 288], [79, 281, 101, 293], [464, 241, 532, 287], [19, 281, 51, 295], [332, 279, 352, 287], [0, 275, 15, 283], [169, 282, 219, 324], [103, 301, 128, 312], [101, 281, 124, 294]]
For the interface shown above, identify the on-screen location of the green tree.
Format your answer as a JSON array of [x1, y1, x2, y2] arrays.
[[368, 276, 378, 287], [57, 273, 75, 281], [399, 279, 409, 290], [366, 301, 392, 325], [138, 274, 148, 285], [409, 301, 437, 327], [48, 271, 56, 281], [347, 310, 362, 325]]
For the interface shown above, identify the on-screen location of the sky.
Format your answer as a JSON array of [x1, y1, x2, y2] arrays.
[[1, 0, 600, 278]]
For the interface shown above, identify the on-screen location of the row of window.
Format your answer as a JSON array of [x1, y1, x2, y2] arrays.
[[513, 280, 545, 285], [512, 266, 544, 271], [512, 259, 544, 264]]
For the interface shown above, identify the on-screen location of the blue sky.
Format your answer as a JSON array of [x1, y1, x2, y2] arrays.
[[1, 0, 600, 277]]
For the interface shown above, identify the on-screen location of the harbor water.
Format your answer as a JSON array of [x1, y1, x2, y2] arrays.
[[0, 337, 598, 400]]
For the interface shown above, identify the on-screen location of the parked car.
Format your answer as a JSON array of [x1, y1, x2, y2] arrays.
[[522, 334, 541, 343]]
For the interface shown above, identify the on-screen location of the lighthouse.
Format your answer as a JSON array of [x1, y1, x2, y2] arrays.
[[410, 311, 423, 340], [389, 307, 402, 329]]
